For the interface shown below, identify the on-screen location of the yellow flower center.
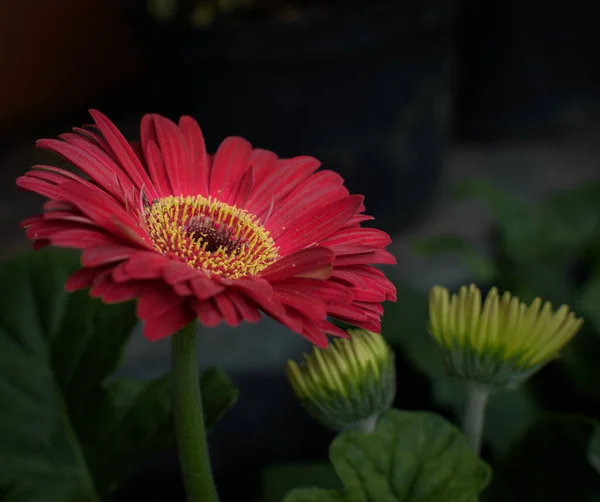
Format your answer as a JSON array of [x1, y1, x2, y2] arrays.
[[144, 195, 278, 278]]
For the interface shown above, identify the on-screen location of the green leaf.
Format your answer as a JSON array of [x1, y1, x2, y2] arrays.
[[199, 366, 240, 430], [410, 236, 498, 283], [486, 414, 600, 502], [0, 249, 134, 501], [0, 249, 239, 501], [284, 409, 491, 502], [261, 462, 340, 502], [88, 366, 238, 492]]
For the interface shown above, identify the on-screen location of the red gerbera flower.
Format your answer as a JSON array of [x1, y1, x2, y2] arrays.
[[17, 111, 396, 346]]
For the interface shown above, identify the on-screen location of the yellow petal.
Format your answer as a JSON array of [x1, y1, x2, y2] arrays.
[[286, 360, 309, 397], [466, 285, 482, 343]]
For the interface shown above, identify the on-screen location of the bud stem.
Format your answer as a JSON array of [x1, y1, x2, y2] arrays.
[[343, 414, 379, 434], [461, 382, 489, 455], [172, 322, 219, 502]]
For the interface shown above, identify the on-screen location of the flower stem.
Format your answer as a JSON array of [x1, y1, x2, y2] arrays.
[[461, 382, 490, 455], [172, 322, 219, 502]]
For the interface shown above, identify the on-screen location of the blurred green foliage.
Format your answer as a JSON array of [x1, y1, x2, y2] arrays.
[[383, 179, 600, 500]]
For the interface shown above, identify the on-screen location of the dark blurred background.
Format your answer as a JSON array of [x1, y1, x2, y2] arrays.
[[2, 1, 600, 500]]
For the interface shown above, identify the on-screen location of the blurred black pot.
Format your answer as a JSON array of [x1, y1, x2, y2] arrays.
[[132, 0, 459, 234], [456, 0, 600, 140]]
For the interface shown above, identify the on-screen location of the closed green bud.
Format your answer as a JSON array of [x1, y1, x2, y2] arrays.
[[429, 284, 584, 389], [286, 329, 396, 432]]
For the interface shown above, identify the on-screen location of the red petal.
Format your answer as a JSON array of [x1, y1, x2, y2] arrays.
[[327, 303, 371, 323], [319, 320, 350, 339], [137, 283, 183, 320], [275, 195, 364, 254], [276, 278, 354, 304], [345, 214, 373, 226], [266, 170, 348, 231], [209, 137, 252, 203], [144, 140, 172, 197], [92, 280, 142, 303], [37, 138, 135, 201], [190, 276, 225, 300], [239, 287, 296, 329], [21, 215, 43, 228], [191, 298, 222, 327], [245, 156, 321, 217], [179, 115, 210, 196], [214, 293, 243, 326], [33, 239, 51, 250], [274, 289, 327, 321], [222, 276, 273, 296], [81, 245, 133, 267], [66, 266, 108, 291], [152, 114, 193, 196], [163, 261, 201, 284], [229, 165, 254, 208], [72, 126, 112, 152], [261, 247, 334, 282], [334, 249, 397, 266], [173, 282, 194, 296], [58, 181, 149, 246], [50, 229, 120, 248], [331, 269, 367, 289], [31, 164, 84, 183], [123, 252, 167, 279], [287, 313, 329, 347], [17, 175, 68, 200], [227, 289, 262, 323], [26, 220, 81, 240], [354, 300, 385, 316], [320, 227, 392, 250], [112, 262, 130, 283], [246, 149, 278, 186], [143, 303, 196, 341], [89, 109, 154, 193]]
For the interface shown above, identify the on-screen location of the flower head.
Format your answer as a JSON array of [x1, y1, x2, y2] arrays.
[[17, 111, 396, 344], [429, 284, 583, 388], [286, 328, 395, 431]]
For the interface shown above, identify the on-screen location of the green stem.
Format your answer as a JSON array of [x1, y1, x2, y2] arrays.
[[172, 322, 219, 502], [461, 382, 490, 455], [343, 414, 379, 434]]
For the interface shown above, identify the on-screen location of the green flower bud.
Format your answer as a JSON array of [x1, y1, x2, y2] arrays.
[[286, 329, 396, 432], [429, 284, 584, 389]]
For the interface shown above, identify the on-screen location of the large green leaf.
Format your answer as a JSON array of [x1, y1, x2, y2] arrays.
[[0, 249, 238, 501], [485, 414, 600, 502], [284, 409, 491, 502]]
